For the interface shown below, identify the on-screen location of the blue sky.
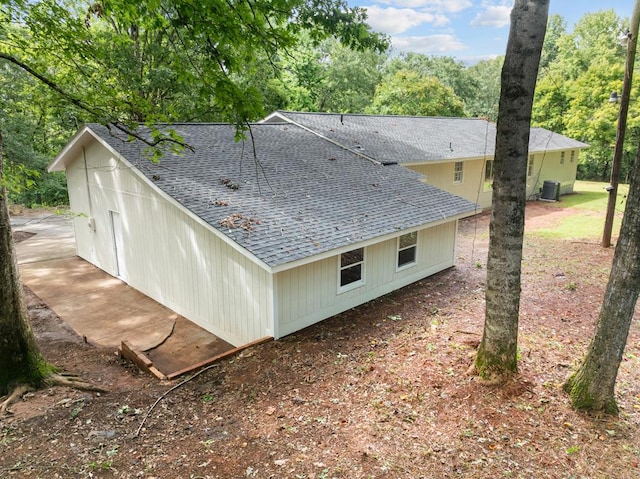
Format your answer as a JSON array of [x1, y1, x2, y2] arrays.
[[349, 0, 635, 64]]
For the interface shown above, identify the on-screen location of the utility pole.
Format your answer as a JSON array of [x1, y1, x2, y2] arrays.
[[602, 0, 640, 248]]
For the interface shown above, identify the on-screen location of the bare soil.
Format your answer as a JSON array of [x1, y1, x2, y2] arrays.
[[2, 202, 640, 479]]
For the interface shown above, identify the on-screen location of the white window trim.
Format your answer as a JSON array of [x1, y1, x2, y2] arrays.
[[396, 232, 418, 272], [484, 160, 494, 191], [453, 161, 464, 184], [338, 248, 365, 294]]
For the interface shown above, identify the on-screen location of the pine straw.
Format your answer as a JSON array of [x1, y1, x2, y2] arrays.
[[1, 203, 639, 478]]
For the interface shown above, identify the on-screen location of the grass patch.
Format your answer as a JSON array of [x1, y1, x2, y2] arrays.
[[549, 181, 629, 211], [529, 180, 628, 241], [531, 214, 615, 240]]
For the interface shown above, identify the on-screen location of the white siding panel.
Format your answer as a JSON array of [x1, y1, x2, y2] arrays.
[[65, 150, 94, 260], [66, 141, 272, 346], [275, 222, 456, 338]]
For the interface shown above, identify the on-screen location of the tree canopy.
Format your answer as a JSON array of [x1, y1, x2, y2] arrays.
[[533, 9, 640, 181], [0, 0, 387, 203], [369, 69, 465, 117], [1, 0, 387, 126], [2, 4, 640, 200]]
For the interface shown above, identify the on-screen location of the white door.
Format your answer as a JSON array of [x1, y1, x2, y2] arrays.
[[110, 211, 127, 280]]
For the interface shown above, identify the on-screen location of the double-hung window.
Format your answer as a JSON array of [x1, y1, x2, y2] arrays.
[[528, 155, 535, 177], [397, 232, 417, 269], [453, 161, 463, 184], [484, 160, 493, 191], [339, 248, 364, 291], [560, 151, 565, 165]]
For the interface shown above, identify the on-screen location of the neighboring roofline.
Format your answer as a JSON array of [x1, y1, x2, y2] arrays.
[[261, 111, 385, 165], [403, 154, 493, 167], [49, 125, 275, 273], [530, 144, 590, 152], [264, 112, 591, 160], [271, 207, 479, 274], [270, 110, 493, 121]]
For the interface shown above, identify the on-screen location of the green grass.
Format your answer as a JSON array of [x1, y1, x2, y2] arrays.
[[529, 181, 628, 241], [548, 181, 629, 211]]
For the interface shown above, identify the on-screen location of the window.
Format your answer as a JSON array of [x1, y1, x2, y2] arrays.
[[484, 160, 493, 191], [453, 161, 463, 183], [560, 151, 565, 165], [570, 150, 576, 163], [339, 247, 364, 290], [397, 232, 417, 269], [528, 155, 534, 177]]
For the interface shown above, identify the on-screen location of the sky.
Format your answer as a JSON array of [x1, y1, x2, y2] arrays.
[[349, 0, 636, 64]]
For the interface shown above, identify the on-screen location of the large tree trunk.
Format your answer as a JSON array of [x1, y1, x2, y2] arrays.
[[564, 142, 640, 413], [474, 0, 549, 381], [0, 130, 51, 397]]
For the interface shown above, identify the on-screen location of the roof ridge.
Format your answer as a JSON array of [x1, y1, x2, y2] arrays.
[[88, 121, 291, 128], [278, 111, 492, 121]]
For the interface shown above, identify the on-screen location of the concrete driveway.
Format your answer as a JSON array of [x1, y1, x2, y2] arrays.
[[12, 212, 234, 377]]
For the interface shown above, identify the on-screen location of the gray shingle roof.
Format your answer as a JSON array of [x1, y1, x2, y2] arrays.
[[268, 111, 588, 163], [87, 122, 478, 268], [529, 127, 589, 152]]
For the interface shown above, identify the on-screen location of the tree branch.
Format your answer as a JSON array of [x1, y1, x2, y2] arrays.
[[0, 52, 192, 152], [0, 52, 107, 121]]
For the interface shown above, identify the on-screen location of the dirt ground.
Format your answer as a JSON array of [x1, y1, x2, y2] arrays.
[[2, 202, 640, 479]]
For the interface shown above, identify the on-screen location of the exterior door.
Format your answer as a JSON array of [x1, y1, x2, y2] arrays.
[[110, 210, 127, 280]]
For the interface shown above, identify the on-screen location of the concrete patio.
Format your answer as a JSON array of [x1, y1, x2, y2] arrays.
[[12, 211, 237, 378]]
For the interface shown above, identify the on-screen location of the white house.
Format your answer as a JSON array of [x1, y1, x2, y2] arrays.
[[263, 112, 589, 209], [49, 122, 478, 347]]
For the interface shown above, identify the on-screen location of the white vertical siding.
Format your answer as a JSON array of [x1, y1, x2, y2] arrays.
[[65, 150, 94, 260], [65, 141, 273, 347], [274, 222, 457, 338]]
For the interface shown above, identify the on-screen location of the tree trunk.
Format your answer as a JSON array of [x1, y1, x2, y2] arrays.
[[0, 130, 51, 396], [474, 0, 549, 381], [564, 142, 640, 413]]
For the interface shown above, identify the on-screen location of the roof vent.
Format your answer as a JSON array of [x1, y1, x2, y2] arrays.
[[381, 161, 398, 166]]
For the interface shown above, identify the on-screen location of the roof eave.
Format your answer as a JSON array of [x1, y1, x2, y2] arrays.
[[270, 206, 479, 274], [47, 125, 99, 172]]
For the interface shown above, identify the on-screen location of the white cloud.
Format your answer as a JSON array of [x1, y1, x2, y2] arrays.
[[365, 5, 450, 34], [391, 34, 468, 54], [372, 0, 472, 13], [471, 4, 512, 27]]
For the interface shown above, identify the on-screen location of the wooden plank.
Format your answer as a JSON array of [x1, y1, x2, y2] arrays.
[[165, 337, 272, 380], [120, 341, 167, 380]]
